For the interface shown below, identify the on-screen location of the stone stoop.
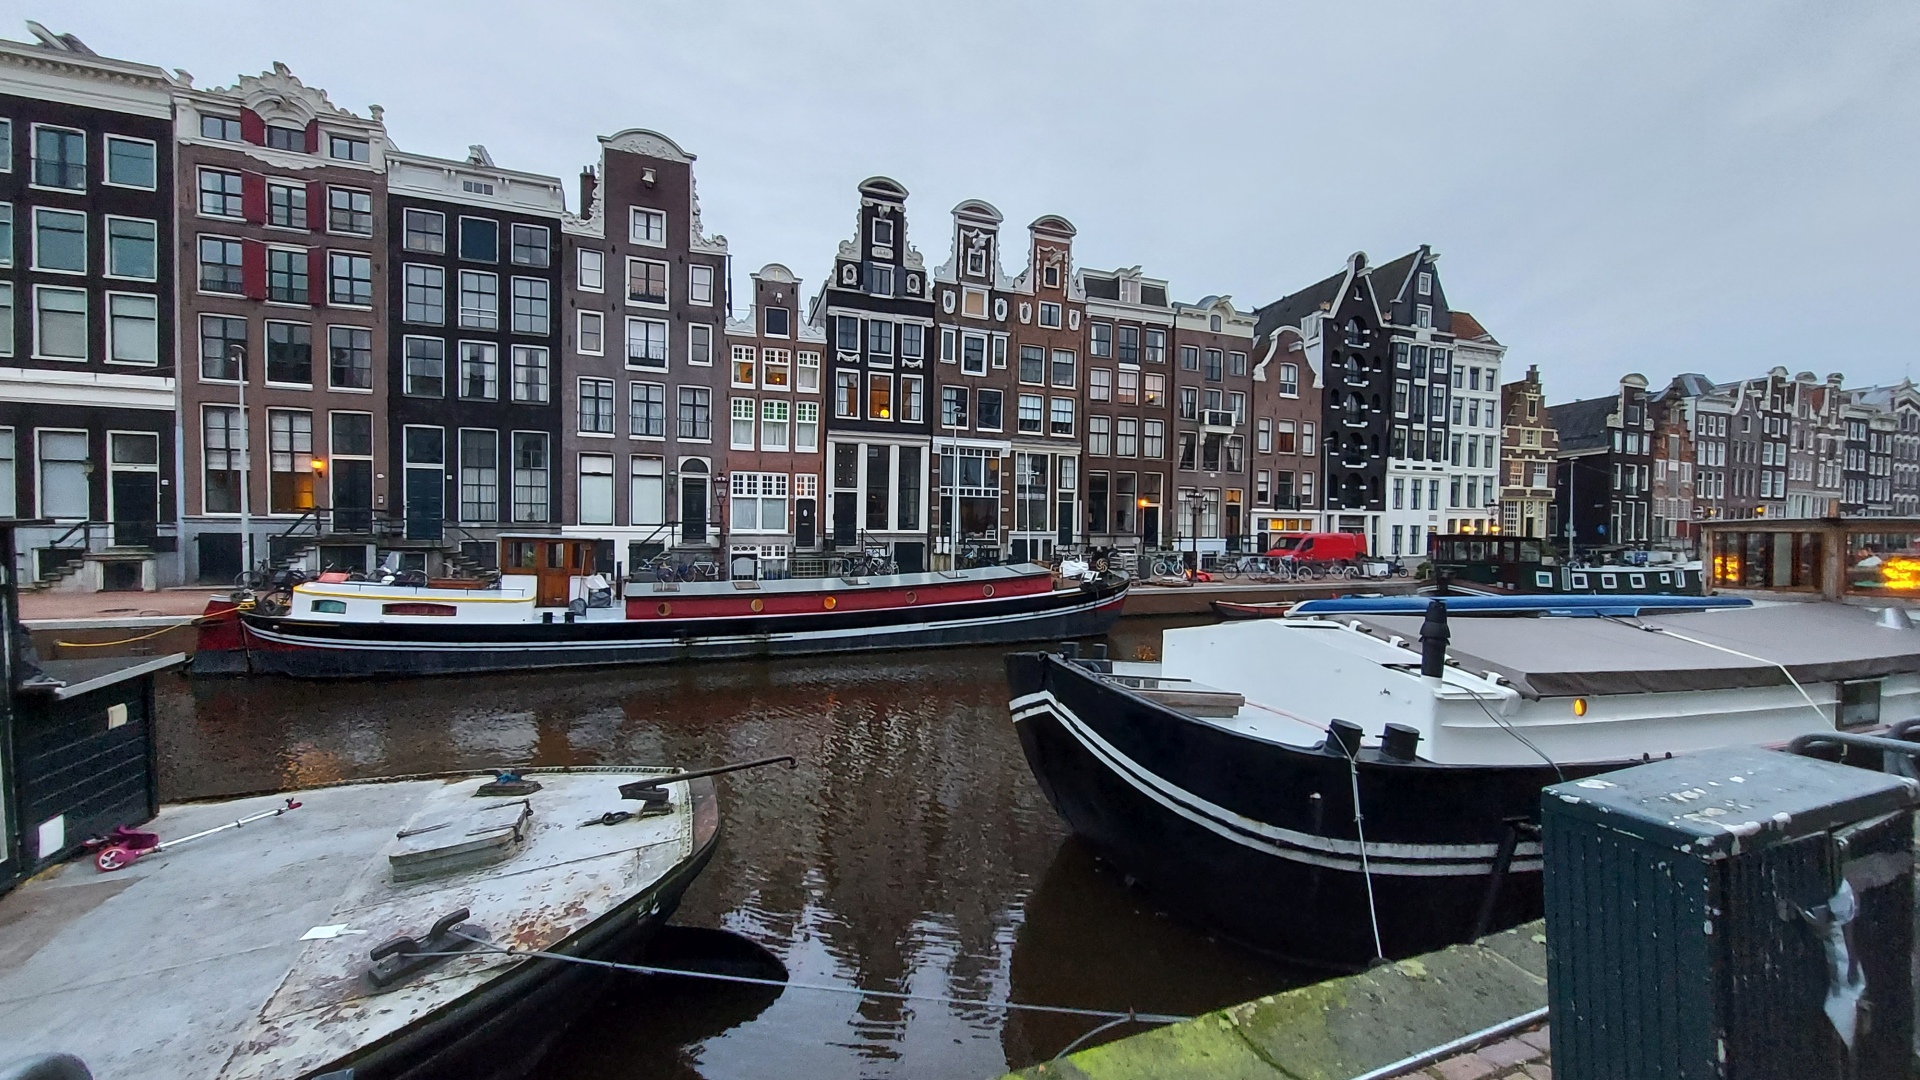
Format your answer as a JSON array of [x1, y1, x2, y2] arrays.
[[1001, 921, 1548, 1080]]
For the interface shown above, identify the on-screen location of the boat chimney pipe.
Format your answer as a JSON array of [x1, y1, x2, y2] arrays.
[[1419, 599, 1449, 681]]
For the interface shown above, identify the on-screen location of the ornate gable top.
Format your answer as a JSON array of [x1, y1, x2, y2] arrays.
[[599, 128, 693, 163], [216, 62, 367, 125], [858, 176, 908, 203], [1029, 214, 1077, 238]]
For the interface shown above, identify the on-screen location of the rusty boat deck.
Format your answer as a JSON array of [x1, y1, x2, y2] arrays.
[[0, 768, 713, 1079]]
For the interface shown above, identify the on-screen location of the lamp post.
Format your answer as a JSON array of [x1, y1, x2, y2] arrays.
[[1184, 490, 1207, 573], [230, 343, 252, 578]]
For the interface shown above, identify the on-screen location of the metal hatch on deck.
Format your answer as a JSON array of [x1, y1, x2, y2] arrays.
[[388, 797, 532, 882]]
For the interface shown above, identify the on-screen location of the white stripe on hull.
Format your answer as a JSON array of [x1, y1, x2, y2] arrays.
[[1013, 688, 1542, 878]]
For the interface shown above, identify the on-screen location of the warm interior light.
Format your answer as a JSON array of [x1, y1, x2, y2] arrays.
[[311, 458, 327, 474], [1572, 697, 1588, 717], [1137, 498, 1150, 507]]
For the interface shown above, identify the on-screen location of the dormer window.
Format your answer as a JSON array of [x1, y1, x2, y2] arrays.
[[1043, 265, 1060, 288], [264, 124, 304, 152], [329, 135, 370, 163], [1209, 314, 1222, 332], [1417, 272, 1432, 296], [765, 307, 790, 337], [966, 247, 986, 277], [1415, 304, 1432, 329], [871, 219, 895, 247]]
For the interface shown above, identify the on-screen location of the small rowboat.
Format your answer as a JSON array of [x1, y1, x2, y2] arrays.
[[1209, 600, 1292, 620]]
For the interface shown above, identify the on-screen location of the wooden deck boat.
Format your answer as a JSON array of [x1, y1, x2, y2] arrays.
[[0, 766, 721, 1080], [192, 536, 1128, 678]]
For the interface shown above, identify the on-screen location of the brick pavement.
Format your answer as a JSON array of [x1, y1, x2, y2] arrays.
[[1408, 1025, 1550, 1080]]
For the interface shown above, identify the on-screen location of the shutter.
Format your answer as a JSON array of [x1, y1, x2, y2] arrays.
[[304, 119, 321, 155], [240, 109, 264, 146], [242, 240, 266, 300], [308, 248, 327, 306], [307, 181, 326, 234], [241, 172, 266, 224]]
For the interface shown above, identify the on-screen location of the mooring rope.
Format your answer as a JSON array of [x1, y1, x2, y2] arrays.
[[410, 930, 1194, 1026], [1343, 748, 1387, 962], [54, 623, 193, 648]]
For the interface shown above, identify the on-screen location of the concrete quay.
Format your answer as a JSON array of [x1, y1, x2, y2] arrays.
[[1003, 921, 1548, 1080]]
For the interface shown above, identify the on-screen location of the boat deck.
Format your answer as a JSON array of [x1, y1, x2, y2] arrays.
[[0, 770, 693, 1079]]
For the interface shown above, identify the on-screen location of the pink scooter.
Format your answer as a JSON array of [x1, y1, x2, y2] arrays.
[[90, 797, 302, 871]]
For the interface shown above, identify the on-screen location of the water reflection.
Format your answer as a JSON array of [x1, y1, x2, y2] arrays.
[[154, 616, 1291, 1078]]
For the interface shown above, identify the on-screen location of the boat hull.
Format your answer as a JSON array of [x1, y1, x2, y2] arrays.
[[196, 576, 1128, 679], [338, 776, 723, 1080], [1006, 651, 1611, 969]]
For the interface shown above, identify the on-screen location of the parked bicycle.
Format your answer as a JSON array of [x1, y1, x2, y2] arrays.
[[838, 550, 898, 578], [1148, 554, 1188, 580]]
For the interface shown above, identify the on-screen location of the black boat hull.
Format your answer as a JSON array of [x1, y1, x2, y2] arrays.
[[1006, 652, 1614, 969], [204, 578, 1128, 679]]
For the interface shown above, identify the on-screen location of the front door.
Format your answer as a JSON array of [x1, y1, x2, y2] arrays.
[[404, 468, 443, 541], [680, 478, 707, 544], [795, 498, 816, 548], [831, 492, 857, 546], [334, 460, 374, 534], [109, 470, 157, 548], [536, 540, 571, 607]]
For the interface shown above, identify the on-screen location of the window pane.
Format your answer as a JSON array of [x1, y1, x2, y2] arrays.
[[106, 137, 156, 188], [35, 287, 87, 359], [108, 294, 158, 364], [107, 219, 157, 279], [33, 209, 85, 272]]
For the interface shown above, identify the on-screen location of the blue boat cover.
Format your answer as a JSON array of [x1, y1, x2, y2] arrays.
[[1289, 594, 1754, 618]]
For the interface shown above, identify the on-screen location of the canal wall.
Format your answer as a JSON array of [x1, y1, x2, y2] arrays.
[[1003, 920, 1547, 1080]]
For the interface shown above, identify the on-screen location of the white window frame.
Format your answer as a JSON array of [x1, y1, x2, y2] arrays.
[[100, 215, 158, 282], [32, 284, 87, 361], [630, 207, 667, 247], [688, 323, 714, 366], [689, 263, 715, 306], [626, 317, 668, 370], [104, 291, 159, 367], [578, 310, 604, 356], [101, 134, 158, 191], [30, 124, 87, 193], [578, 248, 604, 291], [30, 206, 86, 275]]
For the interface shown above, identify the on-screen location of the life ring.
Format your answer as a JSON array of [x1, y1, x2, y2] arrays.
[[824, 596, 837, 610]]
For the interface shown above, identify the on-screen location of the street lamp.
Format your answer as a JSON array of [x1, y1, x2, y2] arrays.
[[1183, 489, 1208, 573]]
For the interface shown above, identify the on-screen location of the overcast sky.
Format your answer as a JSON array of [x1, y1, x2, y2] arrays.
[[19, 2, 1919, 401]]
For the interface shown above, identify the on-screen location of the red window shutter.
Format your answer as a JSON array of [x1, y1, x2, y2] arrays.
[[240, 109, 265, 145], [242, 240, 266, 300], [308, 247, 327, 305], [241, 173, 266, 224], [304, 120, 321, 155], [307, 181, 326, 233]]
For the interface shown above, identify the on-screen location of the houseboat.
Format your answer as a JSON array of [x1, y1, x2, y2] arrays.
[[1428, 532, 1702, 595], [192, 536, 1129, 678], [1008, 551, 1920, 968]]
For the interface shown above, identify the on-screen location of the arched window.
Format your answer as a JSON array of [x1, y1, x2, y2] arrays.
[[1345, 318, 1366, 347]]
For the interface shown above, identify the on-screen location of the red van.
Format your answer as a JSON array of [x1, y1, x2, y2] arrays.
[[1264, 532, 1368, 563]]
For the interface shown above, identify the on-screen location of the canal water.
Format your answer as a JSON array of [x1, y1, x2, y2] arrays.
[[154, 616, 1312, 1079]]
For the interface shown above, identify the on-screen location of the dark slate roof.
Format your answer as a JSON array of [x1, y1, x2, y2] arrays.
[[1253, 267, 1346, 339], [1368, 250, 1422, 309], [1081, 275, 1120, 300], [1667, 372, 1718, 398], [1547, 395, 1615, 454]]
